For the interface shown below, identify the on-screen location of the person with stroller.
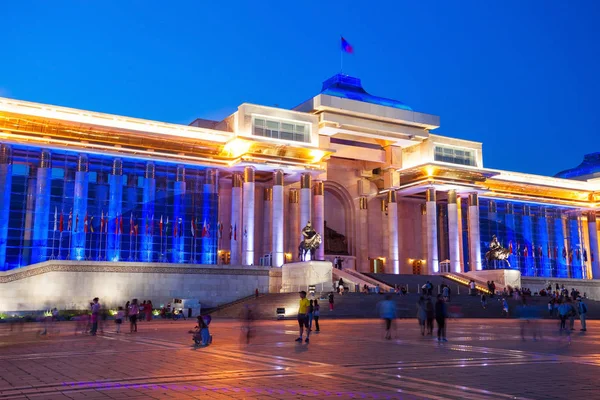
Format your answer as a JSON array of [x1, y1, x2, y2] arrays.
[[192, 315, 212, 347]]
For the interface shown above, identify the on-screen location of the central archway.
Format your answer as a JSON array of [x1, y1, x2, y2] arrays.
[[323, 181, 356, 257]]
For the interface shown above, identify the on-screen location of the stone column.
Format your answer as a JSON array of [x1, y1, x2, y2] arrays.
[[125, 174, 138, 261], [537, 207, 551, 277], [382, 199, 389, 261], [142, 162, 156, 263], [230, 172, 243, 265], [0, 145, 12, 269], [425, 188, 439, 274], [457, 196, 465, 272], [387, 191, 399, 274], [504, 202, 516, 270], [358, 196, 368, 272], [242, 166, 255, 265], [299, 173, 312, 246], [447, 190, 460, 273], [108, 159, 123, 262], [32, 150, 52, 264], [420, 204, 427, 273], [468, 193, 482, 271], [201, 169, 216, 264], [272, 170, 284, 267], [172, 165, 185, 263], [22, 167, 36, 266], [263, 187, 273, 258], [588, 211, 600, 279], [288, 189, 299, 261], [71, 154, 89, 261], [313, 181, 325, 261]]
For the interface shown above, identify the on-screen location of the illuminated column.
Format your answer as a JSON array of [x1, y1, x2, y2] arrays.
[[288, 189, 299, 260], [0, 145, 12, 269], [457, 196, 465, 272], [382, 199, 389, 259], [32, 150, 52, 264], [358, 196, 368, 272], [108, 159, 123, 262], [467, 193, 482, 271], [588, 212, 600, 279], [568, 215, 583, 279], [142, 162, 156, 263], [230, 173, 242, 265], [263, 187, 273, 258], [272, 170, 284, 267], [387, 190, 399, 274], [242, 166, 255, 265], [425, 189, 438, 274], [537, 207, 551, 277], [421, 204, 427, 272], [71, 155, 89, 260], [504, 202, 516, 270], [521, 205, 534, 276], [447, 190, 460, 273], [22, 167, 36, 266], [299, 173, 312, 248], [125, 174, 137, 261], [171, 165, 185, 263], [201, 169, 216, 264], [313, 181, 325, 261]]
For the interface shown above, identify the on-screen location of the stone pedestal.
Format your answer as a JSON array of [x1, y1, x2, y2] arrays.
[[281, 261, 333, 292]]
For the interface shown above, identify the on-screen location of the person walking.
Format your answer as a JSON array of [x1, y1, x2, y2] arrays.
[[145, 300, 153, 322], [578, 297, 588, 331], [568, 298, 577, 331], [502, 298, 509, 317], [557, 300, 570, 334], [481, 293, 487, 309], [416, 296, 427, 336], [129, 299, 139, 333], [313, 299, 320, 332], [90, 297, 101, 336], [115, 306, 124, 333], [295, 291, 311, 344], [307, 300, 315, 331], [425, 297, 434, 335], [328, 292, 334, 311], [378, 295, 397, 340], [435, 295, 448, 342]]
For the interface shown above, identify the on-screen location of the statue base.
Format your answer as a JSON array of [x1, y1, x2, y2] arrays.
[[466, 269, 521, 291], [281, 261, 333, 293]]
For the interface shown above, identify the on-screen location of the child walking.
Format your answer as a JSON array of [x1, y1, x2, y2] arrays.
[[115, 306, 124, 333]]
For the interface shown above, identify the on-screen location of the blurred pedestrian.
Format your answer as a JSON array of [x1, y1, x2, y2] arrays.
[[416, 296, 426, 336], [129, 299, 139, 333], [481, 293, 487, 309], [308, 300, 315, 331], [89, 297, 101, 336], [115, 306, 124, 333], [577, 298, 587, 331], [378, 295, 397, 340], [313, 299, 320, 332], [425, 297, 434, 335], [435, 295, 448, 342], [145, 300, 153, 322], [295, 291, 310, 344], [328, 292, 334, 311]]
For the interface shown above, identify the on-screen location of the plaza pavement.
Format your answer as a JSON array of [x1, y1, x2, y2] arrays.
[[0, 318, 598, 400]]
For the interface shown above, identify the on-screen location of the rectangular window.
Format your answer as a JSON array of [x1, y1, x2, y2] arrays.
[[434, 145, 477, 166], [251, 116, 309, 143]]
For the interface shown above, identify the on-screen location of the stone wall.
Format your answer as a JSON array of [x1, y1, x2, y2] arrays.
[[521, 277, 600, 301], [0, 261, 272, 312]]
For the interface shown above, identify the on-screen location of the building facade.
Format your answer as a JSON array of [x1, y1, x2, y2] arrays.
[[0, 73, 598, 280]]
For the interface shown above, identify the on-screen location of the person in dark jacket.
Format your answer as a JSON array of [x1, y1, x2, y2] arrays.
[[425, 297, 434, 335], [435, 295, 448, 342]]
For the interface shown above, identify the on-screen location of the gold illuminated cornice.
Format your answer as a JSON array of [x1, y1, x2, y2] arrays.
[[398, 163, 599, 207], [0, 110, 331, 169]]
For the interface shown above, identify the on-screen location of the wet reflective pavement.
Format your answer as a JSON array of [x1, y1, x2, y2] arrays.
[[0, 318, 597, 399]]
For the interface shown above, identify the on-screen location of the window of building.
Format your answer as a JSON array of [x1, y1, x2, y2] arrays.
[[434, 145, 477, 166], [252, 116, 310, 143]]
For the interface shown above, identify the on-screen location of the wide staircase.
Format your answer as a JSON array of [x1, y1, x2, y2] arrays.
[[209, 290, 600, 320], [333, 268, 395, 292]]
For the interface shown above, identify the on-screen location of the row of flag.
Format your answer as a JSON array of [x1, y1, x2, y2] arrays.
[[505, 240, 593, 262], [51, 207, 222, 238]]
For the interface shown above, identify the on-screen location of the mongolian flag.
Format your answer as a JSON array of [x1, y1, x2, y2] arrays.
[[59, 210, 64, 233], [165, 216, 169, 235], [508, 241, 513, 254], [159, 215, 163, 237], [115, 213, 119, 235], [130, 213, 134, 235], [90, 216, 94, 233], [134, 224, 139, 236], [173, 220, 178, 238], [191, 219, 196, 237], [100, 211, 105, 233], [119, 214, 123, 235], [229, 225, 232, 241], [234, 224, 237, 241], [75, 214, 79, 233], [67, 210, 72, 231], [202, 219, 208, 238], [83, 212, 88, 234], [341, 36, 353, 53]]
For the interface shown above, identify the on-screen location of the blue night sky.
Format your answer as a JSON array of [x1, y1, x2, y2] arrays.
[[1, 1, 599, 176]]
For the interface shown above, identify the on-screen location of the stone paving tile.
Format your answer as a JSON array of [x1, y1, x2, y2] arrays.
[[1, 319, 599, 399]]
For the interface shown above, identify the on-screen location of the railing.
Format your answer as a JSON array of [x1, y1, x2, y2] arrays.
[[280, 283, 332, 294], [441, 273, 492, 295], [343, 269, 395, 292]]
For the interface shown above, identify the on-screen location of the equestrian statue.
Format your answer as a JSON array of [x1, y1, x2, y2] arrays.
[[298, 221, 322, 261], [484, 235, 511, 267]]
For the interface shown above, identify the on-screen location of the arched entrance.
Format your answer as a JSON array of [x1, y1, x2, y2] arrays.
[[323, 181, 356, 258]]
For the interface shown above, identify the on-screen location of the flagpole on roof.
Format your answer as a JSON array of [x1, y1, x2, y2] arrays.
[[340, 35, 343, 74]]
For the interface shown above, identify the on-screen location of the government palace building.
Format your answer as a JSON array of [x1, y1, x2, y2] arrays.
[[0, 74, 599, 309]]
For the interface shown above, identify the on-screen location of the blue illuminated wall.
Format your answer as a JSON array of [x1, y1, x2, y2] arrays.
[[476, 198, 586, 278], [0, 145, 220, 270]]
